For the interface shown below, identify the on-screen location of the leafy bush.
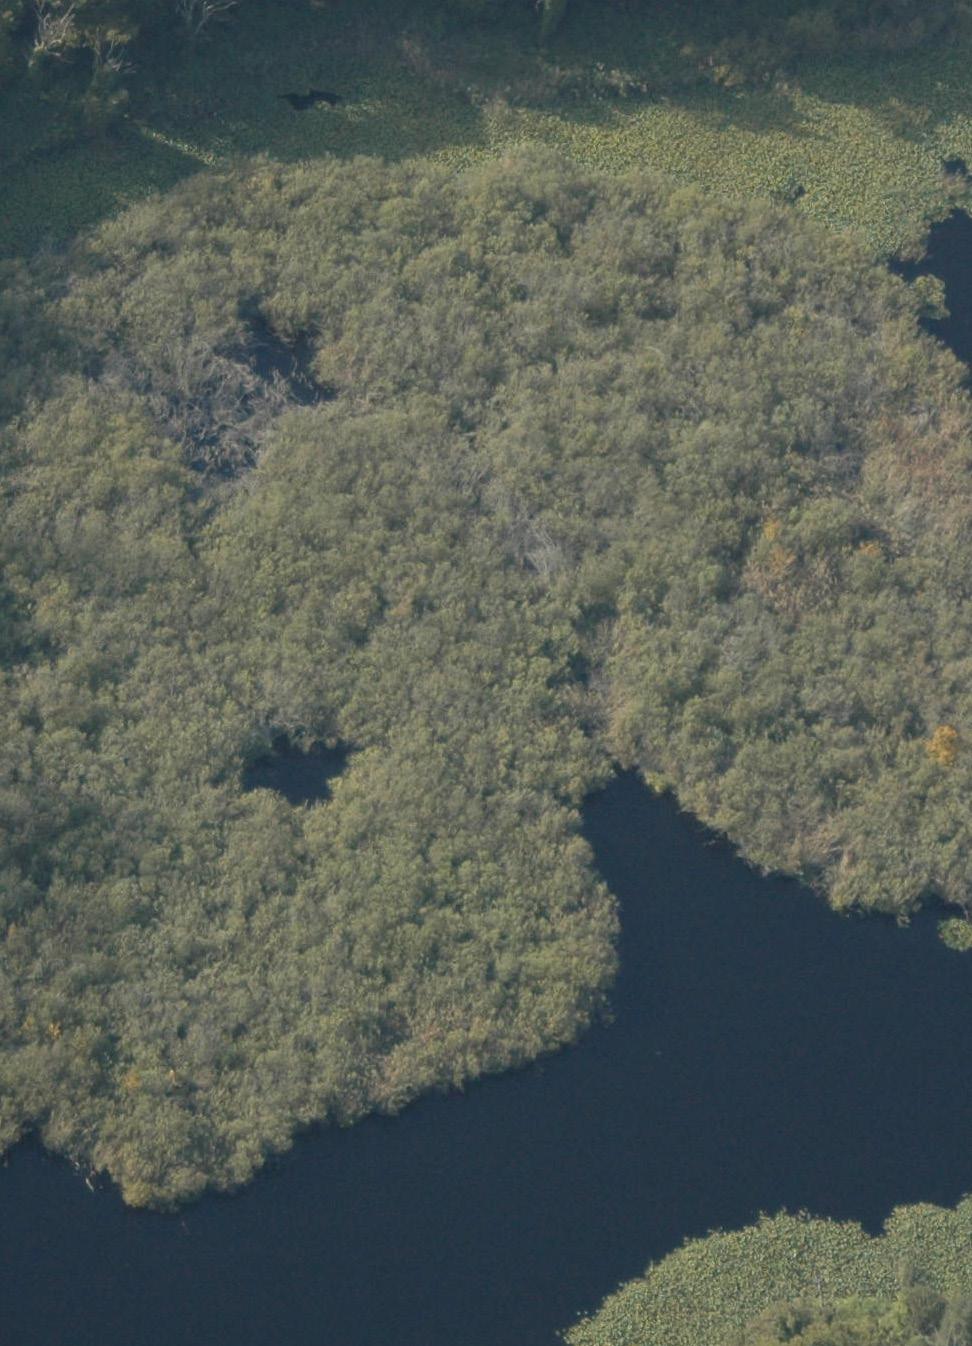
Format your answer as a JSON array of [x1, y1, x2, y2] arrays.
[[938, 918, 972, 951]]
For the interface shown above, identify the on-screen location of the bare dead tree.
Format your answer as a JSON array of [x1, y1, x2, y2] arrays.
[[89, 27, 133, 79], [524, 518, 566, 580], [174, 0, 239, 41], [484, 482, 568, 581], [30, 0, 78, 63]]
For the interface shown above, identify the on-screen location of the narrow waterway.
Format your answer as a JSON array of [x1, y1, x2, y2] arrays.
[[3, 773, 972, 1346]]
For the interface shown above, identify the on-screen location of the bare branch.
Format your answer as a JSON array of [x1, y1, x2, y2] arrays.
[[174, 0, 238, 41], [30, 0, 78, 62]]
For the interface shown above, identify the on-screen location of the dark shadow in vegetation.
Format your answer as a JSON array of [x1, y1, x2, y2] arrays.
[[549, 76, 814, 141], [151, 313, 332, 478], [891, 208, 972, 370], [242, 735, 349, 805], [568, 651, 591, 686], [243, 314, 331, 406], [944, 156, 970, 177], [0, 583, 31, 669], [0, 125, 201, 260], [710, 88, 816, 139], [278, 89, 343, 111]]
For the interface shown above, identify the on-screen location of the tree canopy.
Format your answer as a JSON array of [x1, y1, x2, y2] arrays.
[[2, 150, 972, 1204]]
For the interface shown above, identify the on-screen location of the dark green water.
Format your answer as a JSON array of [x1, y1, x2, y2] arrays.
[[3, 771, 972, 1346]]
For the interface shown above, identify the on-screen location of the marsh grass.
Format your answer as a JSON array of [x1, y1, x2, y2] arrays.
[[3, 0, 972, 259]]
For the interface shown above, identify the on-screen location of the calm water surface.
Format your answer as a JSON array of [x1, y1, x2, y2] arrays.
[[892, 206, 972, 368], [4, 772, 972, 1346], [241, 737, 348, 803]]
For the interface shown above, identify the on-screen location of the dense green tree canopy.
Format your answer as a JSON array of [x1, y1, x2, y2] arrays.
[[2, 150, 971, 1204]]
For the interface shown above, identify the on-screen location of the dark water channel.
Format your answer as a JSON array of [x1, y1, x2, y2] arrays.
[[4, 772, 972, 1346], [241, 736, 347, 803], [891, 206, 972, 369]]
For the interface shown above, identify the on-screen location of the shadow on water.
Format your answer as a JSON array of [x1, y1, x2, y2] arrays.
[[241, 735, 348, 804], [278, 89, 343, 111], [4, 773, 972, 1346], [891, 206, 972, 371]]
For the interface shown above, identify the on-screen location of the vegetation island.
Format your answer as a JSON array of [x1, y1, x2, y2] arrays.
[[3, 0, 972, 1339]]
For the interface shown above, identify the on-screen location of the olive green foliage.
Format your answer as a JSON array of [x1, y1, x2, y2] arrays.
[[2, 151, 972, 1205], [737, 1288, 972, 1346], [565, 1201, 972, 1346], [938, 917, 972, 951]]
